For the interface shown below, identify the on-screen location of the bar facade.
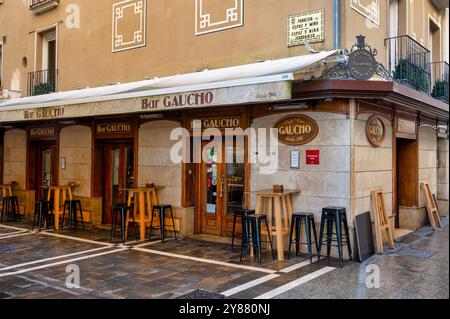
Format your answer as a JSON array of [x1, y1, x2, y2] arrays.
[[0, 0, 449, 252]]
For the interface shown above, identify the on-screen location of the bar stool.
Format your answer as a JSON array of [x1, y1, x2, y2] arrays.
[[288, 213, 319, 262], [231, 209, 255, 249], [33, 200, 55, 231], [61, 200, 85, 230], [1, 196, 20, 223], [110, 204, 138, 244], [318, 207, 353, 267], [149, 204, 177, 242], [240, 214, 276, 264]]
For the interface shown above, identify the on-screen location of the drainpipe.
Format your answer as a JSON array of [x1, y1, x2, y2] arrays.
[[333, 0, 341, 50]]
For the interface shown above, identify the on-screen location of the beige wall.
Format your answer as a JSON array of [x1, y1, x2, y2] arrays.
[[59, 125, 92, 197], [437, 137, 449, 215], [138, 120, 182, 206], [2, 129, 27, 190], [418, 126, 438, 207], [250, 111, 351, 224], [352, 113, 393, 221], [2, 0, 444, 97]]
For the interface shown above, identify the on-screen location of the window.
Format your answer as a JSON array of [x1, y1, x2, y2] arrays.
[[28, 27, 58, 96], [29, 0, 59, 15]]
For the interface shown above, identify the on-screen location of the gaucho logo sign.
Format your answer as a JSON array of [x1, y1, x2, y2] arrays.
[[275, 115, 319, 145]]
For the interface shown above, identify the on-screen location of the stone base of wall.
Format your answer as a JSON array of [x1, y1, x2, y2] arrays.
[[74, 196, 103, 225], [14, 190, 36, 218], [175, 206, 195, 237], [399, 206, 428, 230], [437, 200, 449, 217]]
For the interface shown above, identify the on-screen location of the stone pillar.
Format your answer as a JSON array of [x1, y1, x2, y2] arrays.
[[437, 137, 449, 216]]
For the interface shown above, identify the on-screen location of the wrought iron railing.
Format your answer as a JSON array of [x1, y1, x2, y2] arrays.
[[430, 61, 449, 103], [385, 35, 432, 94], [27, 69, 58, 96]]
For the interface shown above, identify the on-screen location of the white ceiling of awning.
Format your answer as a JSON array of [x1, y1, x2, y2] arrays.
[[0, 50, 338, 110]]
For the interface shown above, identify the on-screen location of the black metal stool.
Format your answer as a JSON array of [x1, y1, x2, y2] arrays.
[[149, 204, 177, 242], [318, 207, 352, 266], [231, 209, 255, 249], [33, 200, 55, 231], [61, 200, 85, 230], [288, 213, 319, 262], [110, 204, 138, 244], [240, 214, 276, 264], [1, 196, 20, 223]]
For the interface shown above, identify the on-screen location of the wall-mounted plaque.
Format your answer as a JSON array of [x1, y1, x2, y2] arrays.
[[288, 10, 324, 47], [366, 116, 385, 147], [397, 118, 417, 140], [275, 115, 319, 146], [306, 150, 320, 165]]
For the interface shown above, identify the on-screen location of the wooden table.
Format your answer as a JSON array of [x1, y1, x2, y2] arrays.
[[255, 190, 301, 261], [1, 184, 13, 198], [47, 186, 73, 230], [124, 187, 159, 241]]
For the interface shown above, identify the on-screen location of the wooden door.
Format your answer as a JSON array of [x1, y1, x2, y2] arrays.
[[36, 143, 57, 200], [199, 140, 224, 236], [197, 139, 246, 237], [104, 143, 134, 224]]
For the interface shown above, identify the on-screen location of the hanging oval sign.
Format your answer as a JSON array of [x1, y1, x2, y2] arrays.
[[275, 115, 319, 146], [366, 116, 386, 147]]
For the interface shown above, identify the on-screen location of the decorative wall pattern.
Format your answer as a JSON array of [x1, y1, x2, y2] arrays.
[[112, 0, 147, 52], [350, 0, 380, 26], [195, 0, 244, 35]]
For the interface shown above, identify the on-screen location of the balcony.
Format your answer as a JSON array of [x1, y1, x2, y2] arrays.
[[28, 69, 58, 96], [29, 0, 59, 15], [431, 61, 449, 104], [385, 35, 432, 95]]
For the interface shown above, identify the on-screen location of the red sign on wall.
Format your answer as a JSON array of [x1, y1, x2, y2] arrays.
[[306, 150, 320, 165]]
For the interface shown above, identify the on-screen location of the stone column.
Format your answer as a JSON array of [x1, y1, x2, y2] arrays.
[[437, 137, 449, 216]]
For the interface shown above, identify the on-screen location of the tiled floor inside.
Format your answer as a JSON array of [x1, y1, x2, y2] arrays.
[[0, 218, 448, 299]]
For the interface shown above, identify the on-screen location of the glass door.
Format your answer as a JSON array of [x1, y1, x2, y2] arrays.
[[104, 143, 134, 224], [36, 143, 56, 200], [198, 139, 246, 237]]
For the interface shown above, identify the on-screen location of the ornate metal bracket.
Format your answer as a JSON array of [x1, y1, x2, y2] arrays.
[[322, 35, 393, 81]]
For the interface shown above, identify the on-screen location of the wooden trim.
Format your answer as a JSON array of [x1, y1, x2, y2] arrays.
[[251, 100, 350, 119], [292, 80, 449, 121]]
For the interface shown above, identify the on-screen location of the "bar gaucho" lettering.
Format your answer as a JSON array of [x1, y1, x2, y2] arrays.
[[96, 123, 132, 135], [142, 92, 214, 110]]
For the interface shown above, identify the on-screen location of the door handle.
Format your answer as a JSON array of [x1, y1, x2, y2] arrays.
[[220, 175, 225, 198]]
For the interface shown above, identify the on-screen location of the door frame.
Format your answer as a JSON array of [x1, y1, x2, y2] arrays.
[[194, 131, 250, 237], [98, 140, 134, 224]]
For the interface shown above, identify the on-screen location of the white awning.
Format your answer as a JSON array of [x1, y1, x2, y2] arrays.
[[0, 50, 338, 122]]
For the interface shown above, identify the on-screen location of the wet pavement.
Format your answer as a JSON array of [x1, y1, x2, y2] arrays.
[[0, 218, 448, 299]]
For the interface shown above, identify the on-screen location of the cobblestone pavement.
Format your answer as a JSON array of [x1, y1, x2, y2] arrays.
[[0, 218, 448, 299]]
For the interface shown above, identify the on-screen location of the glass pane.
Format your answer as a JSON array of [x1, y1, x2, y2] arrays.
[[125, 147, 134, 189], [42, 149, 52, 186], [205, 146, 218, 215], [226, 146, 245, 216], [111, 148, 120, 208]]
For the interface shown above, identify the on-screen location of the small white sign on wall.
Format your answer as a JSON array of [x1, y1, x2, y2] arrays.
[[288, 10, 324, 47], [290, 150, 300, 169]]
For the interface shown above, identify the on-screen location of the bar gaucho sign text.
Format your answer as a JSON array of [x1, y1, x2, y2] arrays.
[[275, 115, 319, 145]]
